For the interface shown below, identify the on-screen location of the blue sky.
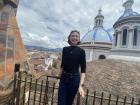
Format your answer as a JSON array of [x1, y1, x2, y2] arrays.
[[16, 0, 140, 48]]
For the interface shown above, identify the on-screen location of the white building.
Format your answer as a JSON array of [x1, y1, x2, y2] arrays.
[[80, 9, 113, 62], [109, 0, 140, 62], [44, 58, 53, 71], [50, 54, 58, 59]]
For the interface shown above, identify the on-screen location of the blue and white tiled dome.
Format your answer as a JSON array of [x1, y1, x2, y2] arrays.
[[81, 27, 112, 43], [118, 11, 140, 21], [117, 0, 140, 21], [81, 9, 113, 43], [114, 0, 140, 28]]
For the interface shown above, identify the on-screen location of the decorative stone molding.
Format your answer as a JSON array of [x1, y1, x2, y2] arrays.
[[114, 17, 140, 28], [117, 31, 122, 34], [128, 29, 133, 32]]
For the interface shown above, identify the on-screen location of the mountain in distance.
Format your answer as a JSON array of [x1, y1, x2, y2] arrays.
[[24, 45, 62, 52]]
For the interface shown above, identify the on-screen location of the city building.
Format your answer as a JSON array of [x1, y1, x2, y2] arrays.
[[0, 0, 28, 83]]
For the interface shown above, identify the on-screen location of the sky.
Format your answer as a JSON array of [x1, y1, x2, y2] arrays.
[[16, 0, 140, 48]]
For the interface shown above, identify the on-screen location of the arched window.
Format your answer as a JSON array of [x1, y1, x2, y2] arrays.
[[99, 20, 101, 25], [133, 28, 138, 46], [98, 55, 106, 59], [115, 32, 118, 46], [1, 12, 8, 24], [122, 29, 128, 46]]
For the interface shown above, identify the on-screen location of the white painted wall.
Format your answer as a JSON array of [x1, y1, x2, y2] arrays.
[[109, 20, 140, 61], [84, 48, 110, 62], [92, 49, 110, 60]]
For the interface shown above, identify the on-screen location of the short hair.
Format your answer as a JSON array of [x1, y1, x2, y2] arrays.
[[68, 30, 81, 45]]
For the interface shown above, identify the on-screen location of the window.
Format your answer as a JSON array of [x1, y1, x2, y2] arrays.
[[0, 34, 15, 77], [98, 55, 106, 59], [115, 32, 118, 46], [1, 12, 8, 24], [0, 34, 6, 63], [99, 20, 101, 25], [133, 28, 138, 46], [122, 29, 127, 46], [7, 36, 14, 49]]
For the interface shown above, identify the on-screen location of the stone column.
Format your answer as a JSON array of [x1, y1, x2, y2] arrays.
[[138, 30, 140, 48], [117, 31, 121, 48], [128, 29, 133, 48], [112, 33, 115, 48], [90, 48, 93, 61]]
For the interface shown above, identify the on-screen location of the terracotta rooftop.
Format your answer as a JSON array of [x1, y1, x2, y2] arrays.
[[85, 59, 140, 100]]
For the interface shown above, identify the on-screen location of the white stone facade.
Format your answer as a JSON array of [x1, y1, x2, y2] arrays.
[[79, 42, 112, 62], [80, 9, 112, 62], [112, 23, 140, 49], [109, 0, 140, 62]]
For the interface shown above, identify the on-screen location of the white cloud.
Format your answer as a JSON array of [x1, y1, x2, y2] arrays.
[[16, 0, 140, 48]]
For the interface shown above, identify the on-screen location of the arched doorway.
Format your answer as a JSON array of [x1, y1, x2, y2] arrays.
[[98, 55, 106, 59]]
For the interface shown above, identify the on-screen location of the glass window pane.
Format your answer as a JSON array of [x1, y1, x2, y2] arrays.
[[1, 12, 8, 22], [7, 36, 14, 48], [133, 28, 137, 46], [122, 29, 127, 46], [0, 34, 6, 63], [0, 34, 6, 46], [7, 49, 14, 58], [0, 51, 5, 62]]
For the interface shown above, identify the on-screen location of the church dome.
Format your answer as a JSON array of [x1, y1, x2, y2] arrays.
[[116, 0, 140, 21], [118, 11, 140, 21], [81, 27, 112, 43], [81, 9, 113, 43]]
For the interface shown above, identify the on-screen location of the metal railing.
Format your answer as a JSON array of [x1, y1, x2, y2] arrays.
[[11, 71, 140, 105]]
